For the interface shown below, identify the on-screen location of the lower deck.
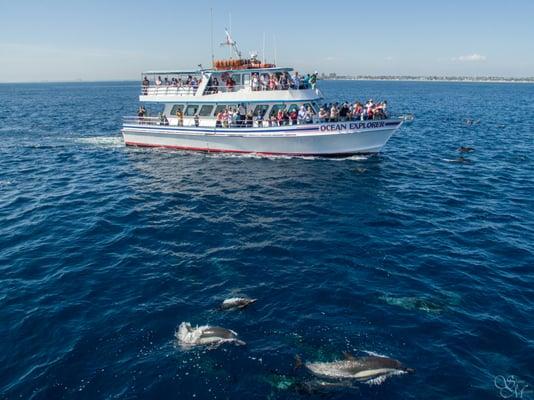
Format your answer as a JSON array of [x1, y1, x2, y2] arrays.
[[121, 119, 403, 156]]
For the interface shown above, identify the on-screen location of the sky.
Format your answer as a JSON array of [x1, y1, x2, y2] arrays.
[[1, 0, 533, 82]]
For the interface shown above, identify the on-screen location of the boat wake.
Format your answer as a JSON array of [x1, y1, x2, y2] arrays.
[[201, 152, 371, 162], [75, 136, 124, 148]]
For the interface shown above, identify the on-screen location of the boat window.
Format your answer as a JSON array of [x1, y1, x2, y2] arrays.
[[287, 104, 299, 113], [231, 74, 242, 85], [269, 104, 286, 116], [170, 104, 184, 115], [198, 105, 214, 117], [213, 104, 228, 115], [253, 104, 269, 117], [185, 105, 199, 116], [304, 103, 316, 113]]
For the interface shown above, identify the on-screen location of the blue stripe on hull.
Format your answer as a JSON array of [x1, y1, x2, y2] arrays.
[[122, 120, 402, 135]]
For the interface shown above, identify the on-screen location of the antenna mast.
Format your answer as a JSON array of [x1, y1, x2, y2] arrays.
[[274, 35, 277, 66], [220, 28, 242, 59], [210, 8, 214, 67], [262, 32, 266, 64]]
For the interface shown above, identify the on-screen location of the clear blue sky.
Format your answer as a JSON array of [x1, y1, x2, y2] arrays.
[[1, 0, 533, 82]]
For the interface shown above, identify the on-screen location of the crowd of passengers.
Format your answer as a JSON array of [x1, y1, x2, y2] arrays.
[[142, 75, 201, 94], [137, 99, 388, 128], [318, 99, 388, 122], [137, 99, 388, 127], [141, 71, 318, 94]]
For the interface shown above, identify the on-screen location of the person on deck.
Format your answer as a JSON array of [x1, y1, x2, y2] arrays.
[[176, 108, 184, 126], [215, 111, 223, 128], [276, 109, 284, 126], [330, 104, 339, 122], [269, 75, 277, 91], [251, 73, 260, 91], [297, 106, 306, 124], [292, 72, 301, 89], [305, 106, 314, 124], [289, 108, 298, 125], [142, 77, 149, 94], [245, 111, 253, 127], [211, 77, 219, 93], [137, 105, 146, 124], [309, 71, 318, 90], [318, 107, 328, 123]]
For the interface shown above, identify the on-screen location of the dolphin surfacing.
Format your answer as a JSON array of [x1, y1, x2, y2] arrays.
[[176, 322, 246, 348], [220, 297, 257, 311], [304, 353, 413, 384]]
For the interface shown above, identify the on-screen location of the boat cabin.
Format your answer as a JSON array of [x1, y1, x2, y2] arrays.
[[134, 63, 323, 128]]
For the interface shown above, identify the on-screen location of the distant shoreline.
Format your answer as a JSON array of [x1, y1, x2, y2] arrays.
[[322, 77, 534, 84], [1, 77, 533, 84]]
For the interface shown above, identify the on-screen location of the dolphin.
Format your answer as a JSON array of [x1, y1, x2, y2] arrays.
[[263, 372, 359, 395], [176, 322, 246, 347], [220, 297, 257, 311], [380, 295, 445, 313], [457, 146, 475, 153], [300, 353, 414, 384], [443, 156, 471, 164]]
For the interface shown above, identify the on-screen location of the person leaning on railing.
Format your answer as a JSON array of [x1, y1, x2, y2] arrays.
[[137, 105, 146, 124], [309, 72, 317, 89], [176, 109, 184, 126], [142, 77, 149, 95]]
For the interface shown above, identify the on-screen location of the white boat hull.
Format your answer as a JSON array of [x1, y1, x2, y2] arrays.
[[121, 120, 402, 156]]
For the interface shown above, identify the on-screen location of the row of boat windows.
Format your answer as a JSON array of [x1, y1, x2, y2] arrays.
[[169, 103, 320, 118]]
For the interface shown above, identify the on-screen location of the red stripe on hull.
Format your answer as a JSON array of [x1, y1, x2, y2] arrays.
[[124, 141, 369, 157]]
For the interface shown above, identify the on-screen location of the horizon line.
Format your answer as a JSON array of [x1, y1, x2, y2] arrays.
[[1, 74, 534, 85]]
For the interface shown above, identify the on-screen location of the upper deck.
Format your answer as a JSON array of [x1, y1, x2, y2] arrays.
[[139, 66, 322, 103]]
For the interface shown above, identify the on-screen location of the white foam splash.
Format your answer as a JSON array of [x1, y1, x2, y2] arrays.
[[175, 322, 244, 349], [203, 152, 369, 162], [362, 350, 389, 358], [75, 136, 124, 148], [364, 370, 407, 386]]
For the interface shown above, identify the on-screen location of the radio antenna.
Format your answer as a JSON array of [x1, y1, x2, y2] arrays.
[[274, 35, 277, 66], [262, 32, 266, 64], [210, 8, 214, 67]]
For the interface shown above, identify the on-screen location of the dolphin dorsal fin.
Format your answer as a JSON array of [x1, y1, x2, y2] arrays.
[[342, 352, 357, 361], [294, 354, 303, 370]]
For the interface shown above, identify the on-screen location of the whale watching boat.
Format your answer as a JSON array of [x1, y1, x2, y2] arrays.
[[121, 32, 403, 156]]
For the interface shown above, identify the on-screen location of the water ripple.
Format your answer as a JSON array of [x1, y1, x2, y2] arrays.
[[0, 81, 533, 399]]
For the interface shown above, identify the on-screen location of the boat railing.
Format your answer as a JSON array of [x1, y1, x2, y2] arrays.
[[124, 116, 164, 125], [140, 82, 314, 96], [203, 82, 312, 94], [141, 85, 198, 96], [123, 116, 322, 128]]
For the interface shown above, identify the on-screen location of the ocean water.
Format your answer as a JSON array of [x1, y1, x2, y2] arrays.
[[0, 80, 533, 400]]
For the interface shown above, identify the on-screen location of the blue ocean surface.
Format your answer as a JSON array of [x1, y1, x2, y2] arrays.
[[0, 80, 533, 399]]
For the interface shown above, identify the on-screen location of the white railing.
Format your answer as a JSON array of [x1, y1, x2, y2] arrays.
[[123, 116, 320, 128], [141, 85, 198, 96], [203, 82, 312, 94], [140, 82, 314, 96]]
